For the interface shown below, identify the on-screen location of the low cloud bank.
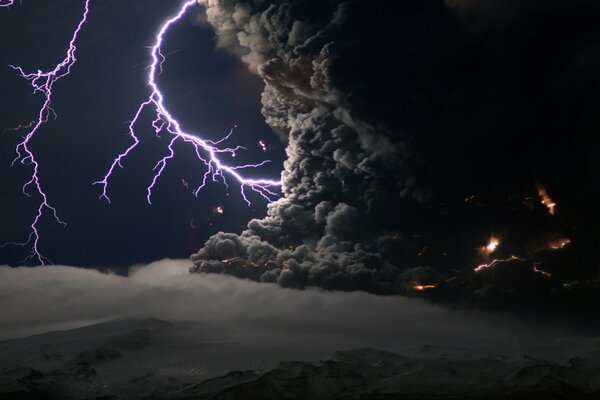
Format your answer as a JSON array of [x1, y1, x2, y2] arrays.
[[0, 260, 571, 351]]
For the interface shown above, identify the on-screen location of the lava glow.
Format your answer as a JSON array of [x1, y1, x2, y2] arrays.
[[95, 0, 281, 206], [474, 255, 523, 273], [548, 237, 570, 250], [537, 185, 556, 216], [2, 0, 90, 265], [413, 283, 437, 291]]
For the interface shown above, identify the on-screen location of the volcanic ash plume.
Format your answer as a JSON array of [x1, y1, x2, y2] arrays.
[[191, 0, 600, 316], [191, 0, 428, 294]]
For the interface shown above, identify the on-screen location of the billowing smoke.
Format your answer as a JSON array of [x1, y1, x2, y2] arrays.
[[193, 0, 425, 293], [191, 0, 600, 316]]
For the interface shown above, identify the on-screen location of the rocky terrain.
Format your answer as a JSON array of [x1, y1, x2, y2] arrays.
[[1, 319, 600, 399]]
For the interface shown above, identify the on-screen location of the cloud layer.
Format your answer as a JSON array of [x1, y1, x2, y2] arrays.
[[0, 260, 564, 352]]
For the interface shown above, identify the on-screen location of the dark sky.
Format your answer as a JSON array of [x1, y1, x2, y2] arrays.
[[0, 0, 284, 268], [1, 0, 600, 320]]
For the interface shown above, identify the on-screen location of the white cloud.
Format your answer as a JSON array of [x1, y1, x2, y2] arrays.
[[0, 260, 565, 356]]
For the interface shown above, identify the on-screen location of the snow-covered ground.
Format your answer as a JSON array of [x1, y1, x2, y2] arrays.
[[2, 261, 599, 398], [1, 318, 600, 399]]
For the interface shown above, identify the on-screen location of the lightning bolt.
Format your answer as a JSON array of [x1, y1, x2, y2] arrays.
[[2, 0, 91, 265], [95, 0, 282, 206], [0, 1, 15, 8], [474, 255, 524, 273]]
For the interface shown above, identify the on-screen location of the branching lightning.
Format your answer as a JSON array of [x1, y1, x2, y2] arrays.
[[474, 255, 524, 273], [2, 0, 91, 265], [95, 0, 282, 206]]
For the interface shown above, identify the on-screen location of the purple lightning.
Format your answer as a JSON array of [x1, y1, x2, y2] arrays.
[[0, 0, 16, 8], [2, 0, 91, 265], [95, 0, 282, 207]]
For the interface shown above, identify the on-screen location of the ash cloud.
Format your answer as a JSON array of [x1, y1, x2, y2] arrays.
[[192, 0, 600, 315]]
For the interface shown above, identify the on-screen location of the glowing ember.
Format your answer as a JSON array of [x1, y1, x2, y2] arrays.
[[413, 283, 437, 291], [474, 255, 523, 273], [537, 185, 557, 216]]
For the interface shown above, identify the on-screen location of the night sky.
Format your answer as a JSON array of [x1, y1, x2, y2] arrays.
[[3, 3, 600, 399], [1, 0, 600, 321], [0, 0, 284, 268]]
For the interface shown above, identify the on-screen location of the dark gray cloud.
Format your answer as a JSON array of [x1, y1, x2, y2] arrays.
[[194, 0, 426, 294], [191, 0, 600, 317]]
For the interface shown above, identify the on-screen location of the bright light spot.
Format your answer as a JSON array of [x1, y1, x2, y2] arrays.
[[481, 236, 501, 255], [213, 206, 224, 215], [258, 140, 268, 152]]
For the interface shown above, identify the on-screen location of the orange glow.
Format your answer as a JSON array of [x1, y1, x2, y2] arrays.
[[413, 283, 437, 291], [537, 185, 556, 216], [221, 257, 239, 264], [548, 237, 570, 250]]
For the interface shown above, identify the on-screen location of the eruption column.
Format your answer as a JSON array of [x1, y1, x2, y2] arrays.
[[2, 0, 91, 265], [95, 0, 282, 206]]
